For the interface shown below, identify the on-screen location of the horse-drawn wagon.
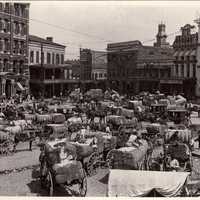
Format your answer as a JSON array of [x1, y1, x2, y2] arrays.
[[39, 138, 87, 196], [108, 170, 190, 197], [106, 139, 150, 170]]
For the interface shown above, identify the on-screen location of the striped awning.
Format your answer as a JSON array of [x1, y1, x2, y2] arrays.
[[190, 50, 196, 56], [16, 82, 25, 91], [173, 51, 179, 57], [184, 50, 191, 56], [178, 51, 184, 57]]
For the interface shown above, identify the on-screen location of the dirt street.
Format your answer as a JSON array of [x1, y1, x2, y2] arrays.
[[0, 142, 108, 196], [1, 142, 200, 196]]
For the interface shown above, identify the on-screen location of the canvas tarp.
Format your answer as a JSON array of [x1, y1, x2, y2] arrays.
[[108, 170, 189, 197]]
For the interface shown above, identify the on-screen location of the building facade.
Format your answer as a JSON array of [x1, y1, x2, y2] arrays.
[[172, 24, 197, 98], [0, 2, 29, 98], [29, 35, 68, 98], [91, 50, 107, 81], [80, 48, 107, 91], [107, 24, 183, 96]]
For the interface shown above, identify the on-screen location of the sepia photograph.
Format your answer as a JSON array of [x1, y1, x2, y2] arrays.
[[0, 0, 200, 197]]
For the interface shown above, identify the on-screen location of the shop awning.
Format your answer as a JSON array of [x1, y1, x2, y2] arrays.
[[16, 82, 25, 91], [178, 51, 184, 57], [173, 51, 179, 57], [184, 50, 191, 56], [190, 50, 196, 56]]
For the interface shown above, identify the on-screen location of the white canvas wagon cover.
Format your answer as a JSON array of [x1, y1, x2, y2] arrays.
[[108, 170, 189, 197]]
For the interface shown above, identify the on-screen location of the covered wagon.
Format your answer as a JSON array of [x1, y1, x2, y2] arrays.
[[41, 124, 69, 140], [85, 89, 103, 102], [36, 114, 53, 123], [107, 139, 149, 170], [39, 138, 87, 196], [108, 170, 190, 197]]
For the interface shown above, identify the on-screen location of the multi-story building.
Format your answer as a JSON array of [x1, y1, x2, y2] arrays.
[[0, 2, 29, 97], [172, 23, 197, 98], [91, 51, 107, 81], [80, 48, 107, 91], [80, 48, 92, 81], [65, 59, 81, 80], [107, 24, 182, 96], [29, 35, 68, 98]]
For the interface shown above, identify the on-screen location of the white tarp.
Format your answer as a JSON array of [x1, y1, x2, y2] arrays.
[[108, 170, 189, 197]]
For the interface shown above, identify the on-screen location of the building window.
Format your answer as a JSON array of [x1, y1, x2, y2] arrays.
[[175, 64, 178, 76], [52, 53, 55, 64], [56, 54, 59, 64], [36, 51, 39, 63], [41, 52, 44, 64], [193, 64, 196, 78], [5, 3, 9, 13], [99, 73, 102, 78], [30, 51, 34, 63], [61, 54, 64, 64], [181, 64, 184, 77], [104, 73, 107, 78], [95, 73, 98, 79], [0, 3, 3, 11], [187, 64, 190, 77], [47, 52, 51, 64]]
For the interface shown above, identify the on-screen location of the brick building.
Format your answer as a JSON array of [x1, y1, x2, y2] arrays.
[[0, 2, 29, 98], [172, 24, 197, 98], [80, 48, 107, 91], [107, 24, 182, 96], [29, 35, 68, 98]]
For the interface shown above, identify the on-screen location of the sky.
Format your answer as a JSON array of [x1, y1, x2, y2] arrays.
[[26, 1, 200, 59]]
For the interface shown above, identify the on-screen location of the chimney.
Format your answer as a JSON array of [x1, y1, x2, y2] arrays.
[[46, 37, 53, 42]]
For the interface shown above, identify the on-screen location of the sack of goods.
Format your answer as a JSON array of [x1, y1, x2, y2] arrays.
[[36, 114, 52, 122], [44, 140, 77, 165], [24, 114, 36, 121], [51, 113, 66, 124], [166, 143, 190, 162], [0, 131, 9, 143], [165, 129, 191, 144], [73, 142, 94, 160], [108, 140, 149, 170], [103, 135, 117, 151], [53, 160, 84, 184]]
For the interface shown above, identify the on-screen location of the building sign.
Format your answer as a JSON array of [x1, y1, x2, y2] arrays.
[[160, 79, 183, 84], [92, 51, 107, 70]]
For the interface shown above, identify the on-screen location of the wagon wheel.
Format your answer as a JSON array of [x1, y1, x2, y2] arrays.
[[8, 140, 15, 155], [40, 160, 48, 188], [86, 152, 99, 176], [46, 170, 54, 196], [106, 150, 114, 169], [78, 169, 87, 197], [139, 159, 146, 170]]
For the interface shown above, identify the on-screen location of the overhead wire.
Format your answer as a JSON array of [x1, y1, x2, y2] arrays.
[[0, 9, 183, 57]]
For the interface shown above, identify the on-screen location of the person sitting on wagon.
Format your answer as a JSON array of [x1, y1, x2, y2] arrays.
[[170, 157, 180, 171], [106, 124, 112, 136]]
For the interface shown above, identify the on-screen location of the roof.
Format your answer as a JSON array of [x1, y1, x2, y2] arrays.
[[30, 64, 67, 68], [137, 46, 174, 62], [29, 35, 65, 48], [107, 40, 142, 50]]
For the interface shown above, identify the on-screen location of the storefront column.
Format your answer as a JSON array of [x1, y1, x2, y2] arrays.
[[11, 79, 15, 97], [2, 79, 6, 95]]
